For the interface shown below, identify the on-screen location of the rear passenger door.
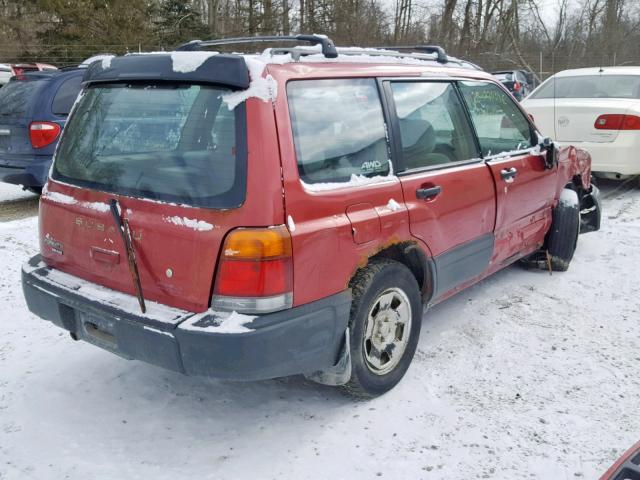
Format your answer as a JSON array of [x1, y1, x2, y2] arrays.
[[458, 81, 556, 265], [385, 80, 496, 299]]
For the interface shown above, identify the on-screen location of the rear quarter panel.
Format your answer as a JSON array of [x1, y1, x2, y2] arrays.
[[270, 64, 419, 307]]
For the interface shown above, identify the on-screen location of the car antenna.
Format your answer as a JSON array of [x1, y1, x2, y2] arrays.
[[109, 199, 146, 313]]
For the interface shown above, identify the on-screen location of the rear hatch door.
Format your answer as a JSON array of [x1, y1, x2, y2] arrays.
[[40, 54, 283, 313]]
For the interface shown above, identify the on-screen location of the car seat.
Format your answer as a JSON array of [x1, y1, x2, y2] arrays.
[[400, 118, 451, 168]]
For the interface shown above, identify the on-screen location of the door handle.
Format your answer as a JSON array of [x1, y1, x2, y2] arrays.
[[500, 167, 518, 180], [416, 185, 442, 200]]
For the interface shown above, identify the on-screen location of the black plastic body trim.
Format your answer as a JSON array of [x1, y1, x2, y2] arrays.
[[432, 233, 494, 299]]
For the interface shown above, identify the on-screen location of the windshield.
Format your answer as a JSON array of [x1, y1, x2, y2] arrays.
[[52, 83, 247, 208], [0, 79, 46, 119], [530, 75, 640, 99]]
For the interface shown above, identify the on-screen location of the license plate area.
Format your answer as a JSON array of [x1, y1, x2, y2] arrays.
[[79, 312, 118, 349]]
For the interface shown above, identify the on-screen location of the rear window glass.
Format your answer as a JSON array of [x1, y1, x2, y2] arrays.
[[52, 83, 246, 208], [52, 76, 83, 116], [0, 79, 46, 118], [287, 79, 390, 185], [531, 75, 640, 99]]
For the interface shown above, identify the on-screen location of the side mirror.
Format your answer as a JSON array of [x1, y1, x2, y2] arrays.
[[539, 135, 557, 169]]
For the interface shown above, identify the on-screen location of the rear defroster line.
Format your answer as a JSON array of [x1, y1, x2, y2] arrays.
[[109, 198, 146, 313]]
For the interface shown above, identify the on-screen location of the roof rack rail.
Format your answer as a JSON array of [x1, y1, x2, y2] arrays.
[[374, 45, 448, 64], [176, 34, 338, 59]]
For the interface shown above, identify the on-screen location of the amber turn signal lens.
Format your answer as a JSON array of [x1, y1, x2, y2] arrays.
[[222, 225, 292, 260]]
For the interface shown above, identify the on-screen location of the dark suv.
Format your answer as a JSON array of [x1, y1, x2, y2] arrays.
[[0, 67, 84, 192], [492, 69, 539, 101], [22, 36, 600, 397]]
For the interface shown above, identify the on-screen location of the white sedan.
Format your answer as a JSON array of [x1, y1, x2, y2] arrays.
[[522, 66, 640, 179]]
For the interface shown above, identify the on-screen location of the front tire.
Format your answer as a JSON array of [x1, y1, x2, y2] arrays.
[[343, 259, 422, 398], [546, 188, 580, 271]]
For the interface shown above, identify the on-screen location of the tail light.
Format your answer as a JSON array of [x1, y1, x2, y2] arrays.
[[594, 114, 640, 130], [29, 122, 61, 149], [513, 81, 521, 92], [212, 225, 293, 314]]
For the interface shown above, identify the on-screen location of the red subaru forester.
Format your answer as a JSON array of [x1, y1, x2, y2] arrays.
[[22, 35, 601, 396]]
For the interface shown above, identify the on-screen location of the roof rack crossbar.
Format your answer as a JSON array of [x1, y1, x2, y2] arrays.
[[374, 45, 448, 64], [176, 34, 338, 58], [269, 46, 455, 66]]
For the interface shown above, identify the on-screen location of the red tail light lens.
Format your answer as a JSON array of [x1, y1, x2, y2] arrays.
[[212, 226, 293, 313], [594, 114, 640, 130], [29, 122, 61, 149], [513, 81, 521, 92]]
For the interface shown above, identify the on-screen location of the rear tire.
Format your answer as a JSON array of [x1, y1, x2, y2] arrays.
[[546, 189, 580, 271], [343, 259, 422, 398]]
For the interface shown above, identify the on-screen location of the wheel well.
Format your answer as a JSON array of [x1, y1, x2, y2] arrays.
[[567, 174, 590, 192], [369, 242, 434, 303], [566, 175, 589, 204]]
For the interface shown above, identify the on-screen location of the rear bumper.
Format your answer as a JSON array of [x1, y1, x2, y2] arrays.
[[22, 255, 351, 381], [0, 154, 51, 187]]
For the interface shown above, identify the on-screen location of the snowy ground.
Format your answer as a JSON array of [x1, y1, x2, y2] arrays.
[[0, 183, 38, 222], [0, 180, 638, 480]]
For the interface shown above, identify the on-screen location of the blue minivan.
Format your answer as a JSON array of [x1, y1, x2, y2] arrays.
[[0, 68, 84, 193]]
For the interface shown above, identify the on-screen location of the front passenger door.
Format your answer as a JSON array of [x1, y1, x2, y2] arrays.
[[458, 81, 556, 266]]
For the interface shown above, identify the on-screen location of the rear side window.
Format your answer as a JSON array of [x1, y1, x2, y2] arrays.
[[458, 81, 533, 157], [0, 79, 46, 118], [390, 81, 479, 169], [52, 76, 83, 116], [287, 79, 390, 185], [531, 75, 640, 99], [52, 83, 246, 208]]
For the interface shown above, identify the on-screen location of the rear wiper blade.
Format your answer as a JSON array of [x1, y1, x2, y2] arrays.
[[109, 198, 146, 313]]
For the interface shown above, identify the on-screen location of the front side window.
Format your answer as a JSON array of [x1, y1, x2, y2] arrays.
[[458, 81, 533, 157], [390, 81, 479, 169], [53, 83, 246, 208], [287, 79, 390, 185]]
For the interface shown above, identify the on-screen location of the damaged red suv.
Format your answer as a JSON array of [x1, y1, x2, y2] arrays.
[[22, 35, 601, 396]]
